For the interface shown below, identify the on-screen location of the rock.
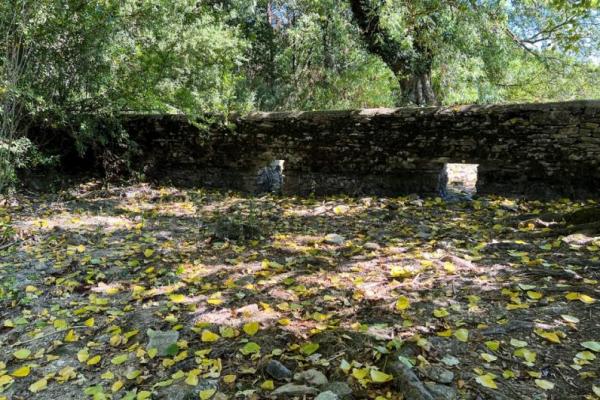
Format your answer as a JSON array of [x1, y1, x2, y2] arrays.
[[294, 369, 329, 386], [157, 379, 218, 400], [315, 391, 340, 400], [562, 233, 595, 245], [321, 381, 353, 399], [421, 365, 454, 384], [388, 359, 436, 400], [271, 383, 319, 397], [409, 198, 424, 207], [424, 382, 457, 400], [363, 242, 381, 250], [265, 359, 292, 380], [440, 355, 460, 367], [146, 329, 179, 357], [324, 234, 345, 245]]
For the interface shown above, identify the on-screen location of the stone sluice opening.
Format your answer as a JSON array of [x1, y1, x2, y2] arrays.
[[256, 160, 285, 194], [441, 163, 479, 199]]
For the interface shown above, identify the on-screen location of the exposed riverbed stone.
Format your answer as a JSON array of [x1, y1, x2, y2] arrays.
[[271, 383, 319, 397], [293, 369, 329, 386], [265, 359, 293, 380], [146, 329, 179, 357]]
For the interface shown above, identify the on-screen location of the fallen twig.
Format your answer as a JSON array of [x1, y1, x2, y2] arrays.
[[10, 325, 90, 347]]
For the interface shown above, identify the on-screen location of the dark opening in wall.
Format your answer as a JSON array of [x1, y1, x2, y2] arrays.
[[256, 160, 285, 194], [441, 163, 479, 198]]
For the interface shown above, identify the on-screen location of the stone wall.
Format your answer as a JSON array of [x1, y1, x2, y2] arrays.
[[123, 100, 600, 197]]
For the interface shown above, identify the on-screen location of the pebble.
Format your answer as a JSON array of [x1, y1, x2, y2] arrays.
[[422, 365, 454, 384], [324, 233, 345, 245], [271, 383, 319, 397], [265, 359, 292, 380], [315, 391, 340, 400], [294, 369, 329, 386]]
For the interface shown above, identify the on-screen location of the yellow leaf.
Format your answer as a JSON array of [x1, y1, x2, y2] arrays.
[[433, 308, 449, 318], [64, 329, 78, 342], [514, 348, 537, 363], [485, 341, 500, 351], [199, 388, 217, 400], [169, 293, 186, 303], [352, 368, 369, 380], [223, 374, 236, 384], [13, 348, 31, 360], [534, 329, 561, 344], [0, 375, 13, 387], [565, 292, 596, 304], [390, 266, 414, 278], [436, 329, 452, 337], [561, 314, 579, 323], [126, 370, 141, 380], [370, 369, 393, 383], [29, 378, 48, 393], [243, 321, 260, 336], [575, 351, 596, 361], [101, 371, 114, 380], [77, 348, 89, 362], [395, 296, 410, 311], [109, 335, 122, 346], [144, 248, 154, 258], [527, 291, 543, 300], [185, 370, 199, 386], [454, 328, 469, 342], [510, 338, 527, 348], [201, 330, 220, 342], [147, 348, 158, 358], [137, 390, 152, 400], [56, 366, 76, 383], [87, 355, 101, 366], [111, 354, 128, 365], [579, 294, 596, 304], [300, 342, 319, 355], [481, 353, 498, 362], [502, 370, 516, 379], [84, 318, 95, 327], [112, 380, 124, 392], [171, 370, 185, 380], [261, 380, 275, 390], [534, 379, 555, 390], [443, 261, 456, 274], [53, 319, 68, 329], [475, 373, 497, 389], [25, 285, 37, 293], [11, 366, 31, 377]]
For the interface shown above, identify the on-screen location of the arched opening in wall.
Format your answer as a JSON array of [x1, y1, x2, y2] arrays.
[[441, 163, 479, 198], [256, 160, 285, 194]]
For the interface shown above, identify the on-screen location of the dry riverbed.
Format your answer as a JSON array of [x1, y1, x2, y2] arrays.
[[0, 182, 599, 400]]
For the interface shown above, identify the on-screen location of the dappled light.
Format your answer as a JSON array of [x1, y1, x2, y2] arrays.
[[0, 183, 598, 399]]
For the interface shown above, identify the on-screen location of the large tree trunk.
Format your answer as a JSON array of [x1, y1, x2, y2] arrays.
[[348, 0, 438, 106], [399, 71, 437, 106]]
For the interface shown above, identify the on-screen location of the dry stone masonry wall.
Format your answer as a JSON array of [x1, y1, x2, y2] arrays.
[[126, 100, 600, 198]]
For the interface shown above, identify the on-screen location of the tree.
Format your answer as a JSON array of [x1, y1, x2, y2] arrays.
[[349, 0, 437, 105], [348, 0, 599, 106]]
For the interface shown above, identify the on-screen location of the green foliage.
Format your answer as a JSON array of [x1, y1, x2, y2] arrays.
[[0, 0, 598, 189]]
